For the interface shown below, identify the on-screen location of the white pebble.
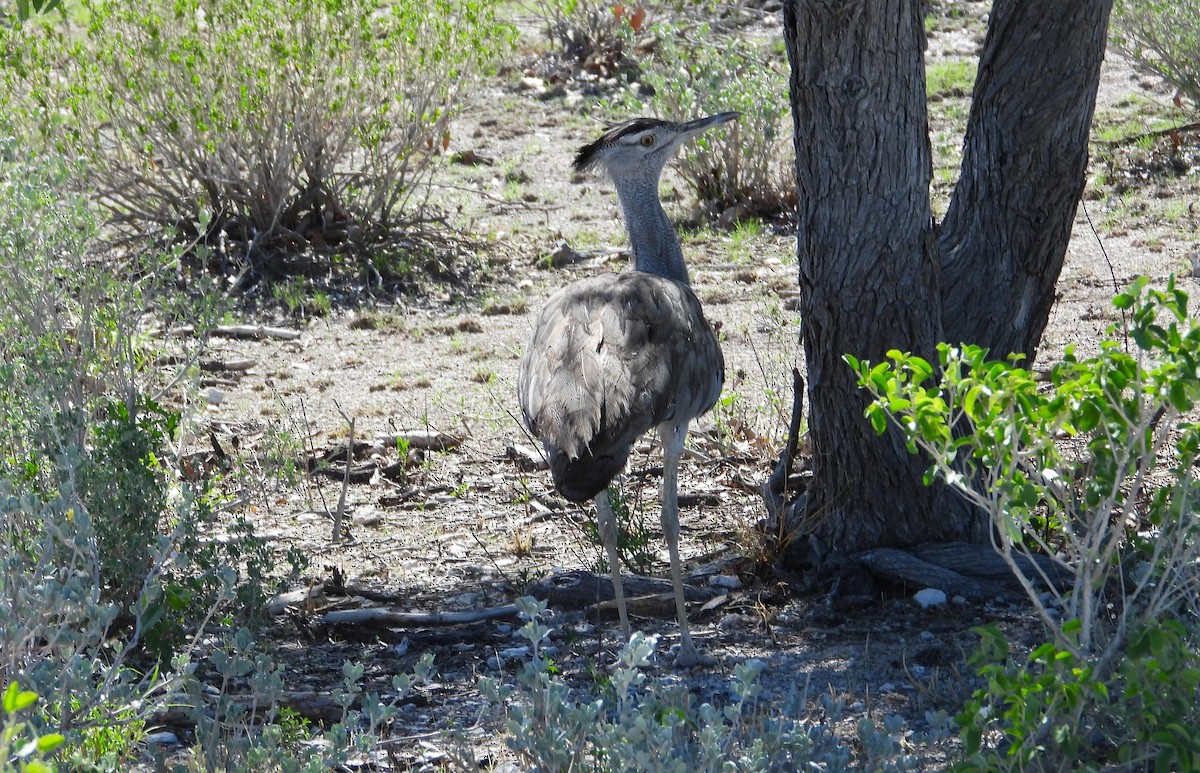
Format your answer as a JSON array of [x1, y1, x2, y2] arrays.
[[708, 574, 742, 589], [914, 588, 948, 608]]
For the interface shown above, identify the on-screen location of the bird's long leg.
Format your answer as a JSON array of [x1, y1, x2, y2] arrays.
[[595, 489, 631, 642], [659, 422, 713, 667]]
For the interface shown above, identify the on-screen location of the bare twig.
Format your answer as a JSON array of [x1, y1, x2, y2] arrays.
[[332, 403, 354, 544]]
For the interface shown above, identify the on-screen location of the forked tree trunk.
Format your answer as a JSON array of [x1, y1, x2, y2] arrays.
[[941, 1, 1114, 358], [780, 0, 1113, 571]]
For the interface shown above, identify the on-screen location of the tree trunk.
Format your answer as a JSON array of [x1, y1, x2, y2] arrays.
[[940, 1, 1114, 360], [780, 0, 1113, 569]]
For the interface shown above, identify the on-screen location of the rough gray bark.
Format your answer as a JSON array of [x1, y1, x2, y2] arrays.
[[783, 0, 983, 564], [940, 1, 1114, 360], [780, 0, 1113, 572]]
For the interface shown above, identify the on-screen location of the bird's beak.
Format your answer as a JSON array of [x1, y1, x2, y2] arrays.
[[678, 111, 740, 140]]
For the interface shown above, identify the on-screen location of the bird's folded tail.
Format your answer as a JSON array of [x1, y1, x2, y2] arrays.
[[547, 444, 632, 504]]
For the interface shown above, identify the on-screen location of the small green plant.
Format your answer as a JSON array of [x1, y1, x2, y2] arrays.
[[272, 279, 307, 316], [727, 218, 764, 262], [62, 698, 146, 771], [926, 59, 977, 101], [0, 683, 64, 773], [581, 485, 657, 576], [955, 623, 1106, 771], [78, 397, 175, 612], [957, 619, 1200, 772]]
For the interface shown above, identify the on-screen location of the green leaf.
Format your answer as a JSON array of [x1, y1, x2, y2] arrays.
[[869, 407, 887, 435], [1075, 400, 1101, 432], [1169, 380, 1192, 412], [963, 384, 983, 417], [909, 356, 934, 383], [37, 733, 65, 753], [963, 723, 982, 755], [9, 685, 38, 713]]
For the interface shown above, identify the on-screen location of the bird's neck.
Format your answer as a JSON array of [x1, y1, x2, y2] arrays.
[[613, 177, 689, 284]]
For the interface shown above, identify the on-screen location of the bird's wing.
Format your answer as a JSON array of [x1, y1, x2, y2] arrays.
[[518, 271, 723, 499]]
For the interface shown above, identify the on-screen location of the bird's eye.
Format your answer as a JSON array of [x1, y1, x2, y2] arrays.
[[639, 135, 656, 147]]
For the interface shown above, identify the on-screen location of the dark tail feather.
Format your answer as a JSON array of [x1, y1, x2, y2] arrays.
[[548, 445, 631, 503]]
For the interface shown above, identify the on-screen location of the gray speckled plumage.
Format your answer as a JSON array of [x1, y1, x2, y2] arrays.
[[517, 112, 737, 667], [518, 271, 723, 503]]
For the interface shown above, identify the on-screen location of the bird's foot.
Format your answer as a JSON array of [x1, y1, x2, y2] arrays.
[[672, 643, 716, 669]]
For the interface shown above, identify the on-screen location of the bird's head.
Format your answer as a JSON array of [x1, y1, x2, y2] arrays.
[[573, 112, 739, 181]]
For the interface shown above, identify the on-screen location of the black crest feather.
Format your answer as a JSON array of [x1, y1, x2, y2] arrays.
[[573, 117, 668, 172]]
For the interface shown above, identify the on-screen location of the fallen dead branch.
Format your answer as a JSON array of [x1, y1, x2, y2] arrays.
[[168, 323, 302, 340], [375, 430, 464, 452], [323, 605, 521, 627]]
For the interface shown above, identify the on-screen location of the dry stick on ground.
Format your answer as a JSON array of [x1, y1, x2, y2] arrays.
[[322, 605, 521, 627], [154, 354, 258, 372], [375, 430, 464, 451], [332, 403, 354, 543], [167, 323, 301, 340]]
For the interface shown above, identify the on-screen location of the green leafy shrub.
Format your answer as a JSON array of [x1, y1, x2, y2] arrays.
[[956, 624, 1108, 771], [1111, 0, 1200, 111], [851, 276, 1200, 657], [78, 398, 175, 613], [957, 620, 1200, 772], [850, 276, 1200, 768], [4, 0, 512, 284]]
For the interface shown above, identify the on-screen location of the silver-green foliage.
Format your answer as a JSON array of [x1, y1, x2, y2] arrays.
[[1111, 0, 1200, 111], [479, 597, 939, 772], [4, 0, 512, 270], [0, 136, 291, 768], [177, 628, 435, 772]]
